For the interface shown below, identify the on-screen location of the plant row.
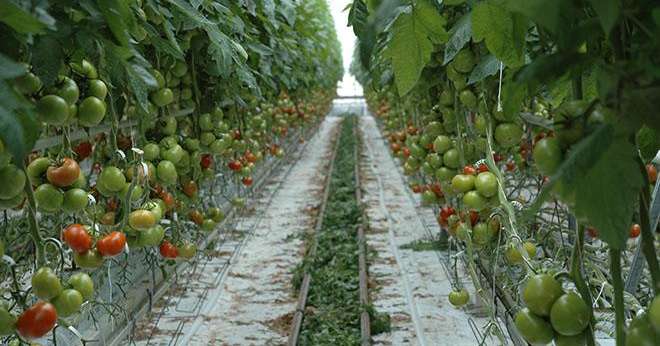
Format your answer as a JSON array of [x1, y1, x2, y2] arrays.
[[0, 0, 341, 344]]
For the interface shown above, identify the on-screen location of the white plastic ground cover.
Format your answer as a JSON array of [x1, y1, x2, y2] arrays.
[[359, 114, 496, 346], [130, 116, 342, 345]]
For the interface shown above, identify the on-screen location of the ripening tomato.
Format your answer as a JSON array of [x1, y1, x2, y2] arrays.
[[228, 160, 242, 172], [161, 192, 175, 211], [16, 301, 57, 339], [159, 240, 178, 258], [207, 207, 224, 223], [244, 151, 257, 163], [182, 180, 198, 198], [178, 243, 197, 259], [96, 231, 126, 257], [129, 210, 156, 230], [62, 224, 93, 253], [189, 210, 204, 225], [462, 165, 476, 175], [477, 163, 489, 173], [468, 210, 479, 226]]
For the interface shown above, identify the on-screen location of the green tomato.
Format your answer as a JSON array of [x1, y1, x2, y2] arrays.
[[34, 183, 64, 213], [62, 188, 89, 212], [37, 95, 69, 125], [0, 192, 24, 209], [474, 115, 487, 135], [435, 167, 456, 182], [161, 117, 178, 136], [68, 273, 94, 301], [472, 222, 492, 247], [157, 160, 178, 185], [421, 190, 437, 206], [650, 295, 660, 334], [184, 138, 200, 151], [433, 135, 452, 154], [451, 174, 475, 193], [448, 288, 470, 307], [151, 88, 174, 107], [494, 123, 523, 148], [555, 332, 586, 346], [73, 249, 104, 269], [78, 96, 107, 127], [199, 113, 213, 131], [27, 157, 50, 185], [550, 292, 590, 336], [202, 219, 216, 232], [52, 289, 83, 317], [143, 143, 160, 161], [533, 137, 562, 176], [443, 148, 460, 169], [161, 144, 185, 164], [463, 190, 487, 211], [523, 274, 564, 317], [459, 89, 477, 110], [453, 49, 475, 73], [625, 313, 656, 346], [152, 69, 165, 88], [14, 71, 42, 95], [505, 242, 536, 264], [426, 153, 443, 169], [88, 79, 108, 100], [57, 77, 80, 104], [98, 166, 126, 192], [474, 172, 498, 198], [0, 304, 16, 336], [514, 308, 554, 345], [207, 207, 224, 223], [0, 164, 26, 199], [32, 267, 63, 300], [139, 225, 165, 247], [71, 172, 87, 189], [200, 132, 216, 146]]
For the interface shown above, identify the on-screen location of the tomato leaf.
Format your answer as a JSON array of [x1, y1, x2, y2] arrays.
[[467, 54, 500, 85], [348, 0, 369, 37], [0, 0, 47, 34], [0, 53, 26, 80], [30, 35, 64, 87], [587, 0, 620, 35], [443, 13, 471, 65], [415, 0, 448, 44], [503, 0, 564, 34], [97, 0, 135, 47], [384, 10, 434, 95], [0, 82, 41, 164], [471, 0, 526, 67]]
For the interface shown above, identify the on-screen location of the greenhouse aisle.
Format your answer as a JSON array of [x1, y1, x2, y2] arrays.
[[132, 116, 342, 345], [359, 114, 494, 346]]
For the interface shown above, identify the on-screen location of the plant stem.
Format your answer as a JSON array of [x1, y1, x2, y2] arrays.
[[22, 166, 44, 268], [609, 248, 626, 346], [638, 182, 660, 294], [569, 225, 596, 346]]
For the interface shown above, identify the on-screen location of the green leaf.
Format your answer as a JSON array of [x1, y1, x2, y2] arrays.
[[97, 0, 135, 47], [385, 12, 434, 95], [503, 0, 563, 34], [31, 35, 64, 87], [415, 0, 448, 44], [0, 0, 46, 34], [587, 0, 620, 35], [569, 133, 643, 249], [0, 82, 41, 164], [467, 54, 500, 85], [621, 87, 660, 132], [0, 53, 26, 80], [348, 0, 369, 37], [471, 1, 526, 67], [443, 13, 471, 64]]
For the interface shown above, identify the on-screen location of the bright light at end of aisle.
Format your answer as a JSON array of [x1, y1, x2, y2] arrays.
[[329, 0, 364, 97]]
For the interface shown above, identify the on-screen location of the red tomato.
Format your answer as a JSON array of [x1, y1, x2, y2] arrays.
[[629, 224, 641, 238], [506, 161, 516, 172], [402, 147, 411, 159], [161, 192, 175, 211], [411, 184, 422, 194], [390, 142, 401, 153], [228, 160, 242, 172], [73, 141, 93, 160], [200, 154, 213, 169], [439, 206, 456, 226], [586, 226, 599, 239], [244, 151, 257, 164], [463, 165, 477, 175], [159, 240, 178, 258], [477, 163, 489, 173], [647, 164, 657, 184], [46, 158, 80, 187], [493, 153, 503, 163], [16, 301, 57, 339], [62, 224, 92, 253], [429, 183, 443, 197], [182, 180, 198, 198], [242, 176, 253, 186], [469, 210, 479, 226], [96, 231, 126, 257]]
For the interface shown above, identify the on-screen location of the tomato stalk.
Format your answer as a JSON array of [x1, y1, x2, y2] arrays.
[[609, 248, 626, 346], [637, 158, 660, 294], [569, 225, 596, 346], [22, 166, 45, 268]]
